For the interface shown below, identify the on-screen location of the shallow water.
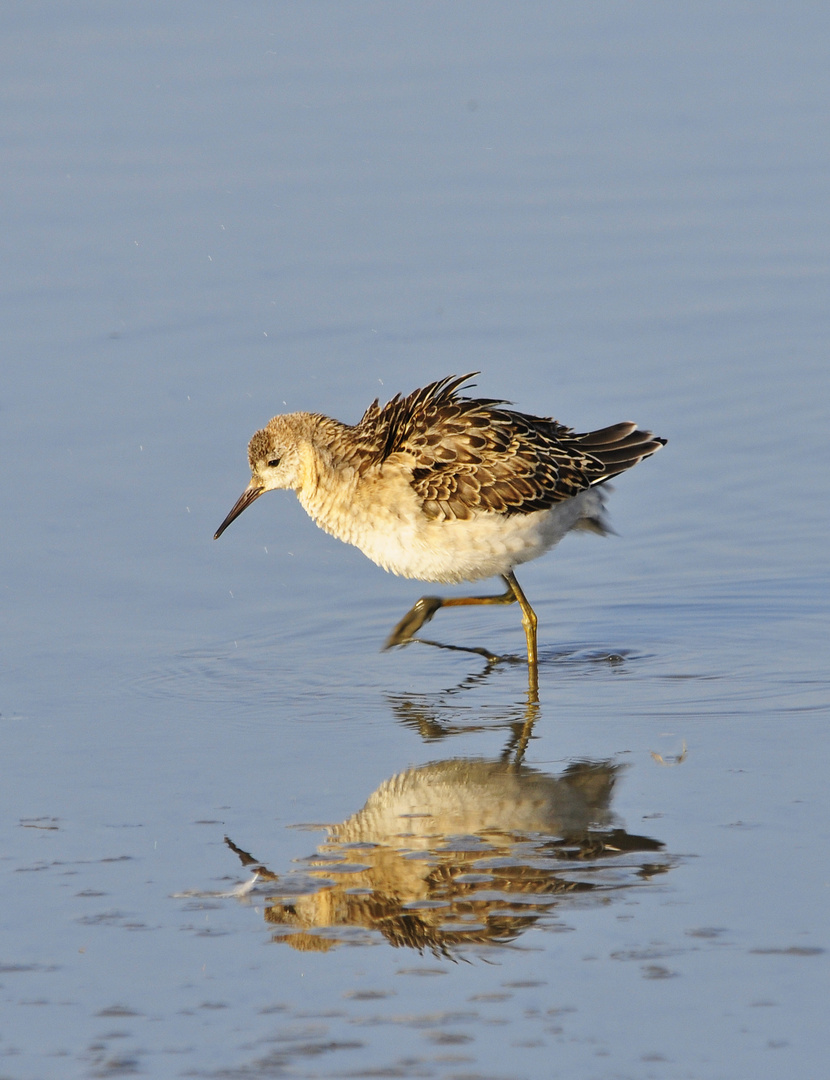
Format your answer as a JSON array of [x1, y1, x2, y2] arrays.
[[2, 3, 829, 1078]]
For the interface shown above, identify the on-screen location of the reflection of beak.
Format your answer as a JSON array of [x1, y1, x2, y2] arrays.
[[214, 482, 265, 539]]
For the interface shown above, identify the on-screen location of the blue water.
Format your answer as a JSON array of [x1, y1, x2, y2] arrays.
[[2, 3, 828, 1078]]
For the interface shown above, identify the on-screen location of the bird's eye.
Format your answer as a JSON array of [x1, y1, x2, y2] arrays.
[[267, 458, 280, 468]]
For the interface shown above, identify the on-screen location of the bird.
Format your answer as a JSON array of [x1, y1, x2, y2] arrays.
[[214, 373, 665, 674]]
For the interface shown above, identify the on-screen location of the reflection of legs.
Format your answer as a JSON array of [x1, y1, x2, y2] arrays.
[[385, 570, 538, 669]]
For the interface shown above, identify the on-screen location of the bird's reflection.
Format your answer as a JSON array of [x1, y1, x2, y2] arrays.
[[386, 645, 636, 757], [386, 644, 636, 728], [222, 757, 668, 958], [388, 688, 541, 758]]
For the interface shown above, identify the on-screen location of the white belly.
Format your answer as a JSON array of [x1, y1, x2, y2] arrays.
[[300, 468, 605, 584], [352, 488, 604, 584]]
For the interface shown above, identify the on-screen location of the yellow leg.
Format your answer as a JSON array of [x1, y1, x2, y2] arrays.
[[503, 570, 538, 670], [384, 578, 516, 647], [385, 570, 539, 676]]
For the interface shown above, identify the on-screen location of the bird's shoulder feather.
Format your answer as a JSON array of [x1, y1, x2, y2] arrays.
[[344, 374, 607, 521]]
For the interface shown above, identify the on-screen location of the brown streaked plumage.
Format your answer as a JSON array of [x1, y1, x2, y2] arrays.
[[215, 374, 666, 681]]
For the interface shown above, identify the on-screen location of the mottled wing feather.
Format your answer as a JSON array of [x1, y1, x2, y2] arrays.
[[346, 374, 665, 522], [324, 376, 478, 471]]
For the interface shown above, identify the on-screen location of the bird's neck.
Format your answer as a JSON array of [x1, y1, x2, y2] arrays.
[[294, 415, 364, 544]]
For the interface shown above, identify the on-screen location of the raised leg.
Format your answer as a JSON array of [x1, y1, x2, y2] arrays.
[[384, 578, 516, 648], [385, 570, 539, 673]]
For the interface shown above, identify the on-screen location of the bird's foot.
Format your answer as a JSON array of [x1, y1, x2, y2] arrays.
[[384, 596, 445, 648]]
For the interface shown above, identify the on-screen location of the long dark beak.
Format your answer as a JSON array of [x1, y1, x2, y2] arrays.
[[214, 482, 265, 539]]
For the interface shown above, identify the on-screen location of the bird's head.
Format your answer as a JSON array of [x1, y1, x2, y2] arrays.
[[214, 415, 307, 539]]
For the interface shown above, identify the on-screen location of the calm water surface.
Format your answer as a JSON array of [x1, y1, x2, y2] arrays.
[[2, 4, 829, 1078]]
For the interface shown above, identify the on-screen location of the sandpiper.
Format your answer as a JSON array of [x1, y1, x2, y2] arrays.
[[215, 374, 665, 673]]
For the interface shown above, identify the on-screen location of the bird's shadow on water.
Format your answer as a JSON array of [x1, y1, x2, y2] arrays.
[[391, 631, 640, 666], [127, 603, 644, 707], [391, 634, 642, 692]]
